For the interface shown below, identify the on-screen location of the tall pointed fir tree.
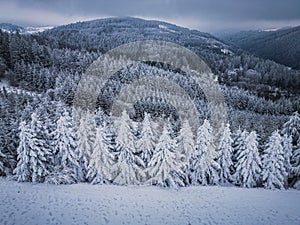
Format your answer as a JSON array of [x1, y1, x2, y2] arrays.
[[262, 130, 287, 189], [14, 112, 51, 183], [281, 111, 300, 146], [232, 127, 243, 169], [50, 108, 79, 183], [177, 119, 195, 184], [86, 124, 115, 184], [35, 96, 57, 164], [291, 139, 300, 183], [281, 112, 300, 185], [234, 131, 262, 188], [0, 118, 14, 176], [282, 134, 293, 182], [76, 111, 96, 181], [191, 119, 220, 185], [114, 110, 144, 185], [0, 149, 5, 176], [0, 90, 21, 176], [29, 111, 52, 182], [217, 123, 234, 184], [147, 123, 185, 187], [14, 121, 31, 182], [138, 113, 156, 166]]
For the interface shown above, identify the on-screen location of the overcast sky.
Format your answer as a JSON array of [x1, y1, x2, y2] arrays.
[[0, 0, 299, 32]]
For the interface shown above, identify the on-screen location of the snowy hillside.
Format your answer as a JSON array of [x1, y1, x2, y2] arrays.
[[219, 26, 300, 69], [42, 17, 231, 53], [0, 178, 299, 225]]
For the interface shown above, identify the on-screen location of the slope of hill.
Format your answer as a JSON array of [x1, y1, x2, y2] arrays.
[[219, 26, 300, 69], [1, 178, 300, 225], [42, 17, 232, 53]]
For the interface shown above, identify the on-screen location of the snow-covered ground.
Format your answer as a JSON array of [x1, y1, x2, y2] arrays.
[[0, 178, 299, 225]]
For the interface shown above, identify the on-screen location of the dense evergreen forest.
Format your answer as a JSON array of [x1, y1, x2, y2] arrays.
[[0, 18, 299, 189]]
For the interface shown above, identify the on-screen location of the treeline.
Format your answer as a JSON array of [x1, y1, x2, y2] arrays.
[[2, 101, 300, 189]]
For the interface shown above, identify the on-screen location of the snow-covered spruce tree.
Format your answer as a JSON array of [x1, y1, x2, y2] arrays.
[[281, 112, 300, 185], [14, 113, 51, 183], [191, 119, 220, 185], [232, 127, 242, 164], [234, 131, 262, 188], [0, 118, 15, 176], [45, 108, 79, 184], [117, 110, 138, 153], [29, 112, 52, 182], [14, 121, 31, 182], [0, 89, 24, 176], [138, 113, 156, 166], [262, 130, 287, 189], [35, 97, 58, 164], [76, 111, 96, 181], [86, 124, 115, 184], [282, 134, 293, 181], [177, 119, 195, 184], [54, 108, 79, 168], [114, 110, 144, 185], [232, 129, 248, 184], [291, 139, 300, 181], [0, 150, 6, 176], [281, 111, 300, 146], [147, 123, 185, 187], [217, 123, 233, 184]]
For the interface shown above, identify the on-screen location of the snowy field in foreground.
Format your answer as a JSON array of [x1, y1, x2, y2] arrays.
[[0, 178, 299, 225]]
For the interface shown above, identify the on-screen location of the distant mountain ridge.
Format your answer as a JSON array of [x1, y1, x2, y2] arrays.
[[220, 26, 300, 69], [0, 23, 25, 33], [0, 23, 53, 34], [42, 17, 233, 54]]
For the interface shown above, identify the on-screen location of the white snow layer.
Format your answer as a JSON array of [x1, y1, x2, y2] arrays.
[[158, 24, 177, 33], [0, 178, 299, 225]]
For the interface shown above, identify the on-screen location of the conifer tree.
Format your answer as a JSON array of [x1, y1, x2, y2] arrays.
[[291, 139, 300, 180], [87, 124, 115, 184], [177, 119, 195, 184], [14, 121, 31, 182], [262, 130, 287, 189], [282, 111, 300, 145], [282, 134, 292, 179], [114, 110, 144, 184], [76, 111, 96, 181], [234, 131, 262, 188], [14, 113, 51, 182], [139, 113, 156, 165], [191, 119, 220, 185], [147, 123, 185, 187], [217, 123, 233, 183], [53, 108, 79, 170]]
